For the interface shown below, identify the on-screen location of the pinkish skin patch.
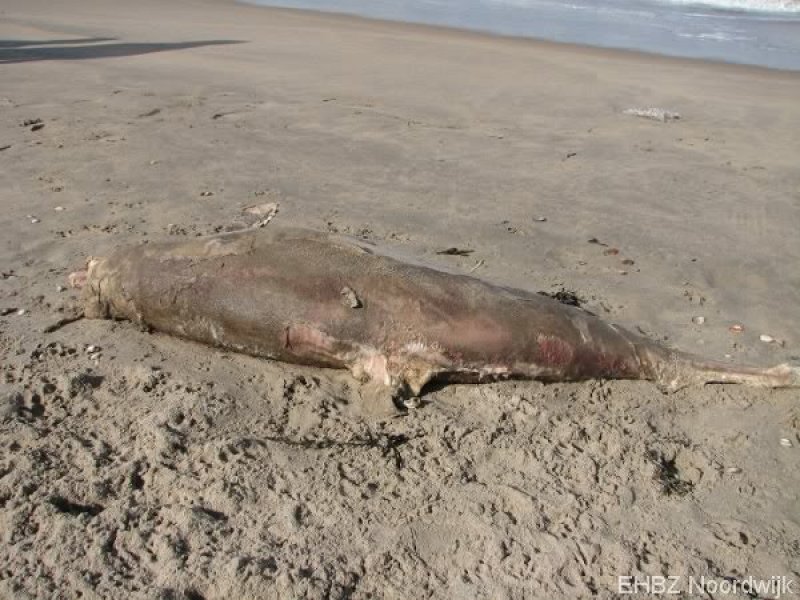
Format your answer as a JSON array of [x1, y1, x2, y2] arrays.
[[68, 270, 88, 289], [537, 335, 641, 379], [590, 352, 639, 379], [536, 335, 575, 369]]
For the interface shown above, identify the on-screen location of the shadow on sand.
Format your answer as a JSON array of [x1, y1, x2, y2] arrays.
[[0, 38, 243, 64], [0, 37, 116, 48]]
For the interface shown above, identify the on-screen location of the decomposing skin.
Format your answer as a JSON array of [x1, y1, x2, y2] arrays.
[[73, 227, 799, 396]]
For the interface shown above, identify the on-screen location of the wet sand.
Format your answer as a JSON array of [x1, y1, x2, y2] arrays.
[[1, 0, 799, 598]]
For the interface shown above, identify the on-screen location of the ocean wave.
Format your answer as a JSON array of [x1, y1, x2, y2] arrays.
[[652, 0, 800, 13], [483, 0, 800, 16]]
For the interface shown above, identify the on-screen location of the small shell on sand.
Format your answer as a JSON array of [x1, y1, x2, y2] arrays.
[[692, 316, 705, 325], [726, 467, 742, 474], [780, 438, 793, 448], [242, 202, 279, 227], [729, 324, 744, 333], [759, 334, 775, 343]]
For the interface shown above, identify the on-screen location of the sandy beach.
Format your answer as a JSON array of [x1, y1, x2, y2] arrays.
[[2, 0, 800, 597]]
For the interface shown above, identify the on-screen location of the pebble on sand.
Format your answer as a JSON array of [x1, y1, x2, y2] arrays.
[[780, 438, 793, 448], [692, 316, 705, 325], [759, 334, 775, 343]]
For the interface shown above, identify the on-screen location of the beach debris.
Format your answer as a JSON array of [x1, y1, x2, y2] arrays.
[[692, 316, 706, 325], [54, 206, 65, 212], [211, 111, 241, 120], [603, 248, 620, 256], [56, 285, 66, 292], [534, 216, 548, 222], [149, 160, 159, 165], [780, 438, 793, 448], [621, 258, 635, 265], [31, 123, 45, 132], [166, 223, 187, 236], [84, 344, 102, 361], [137, 108, 161, 118], [0, 144, 11, 152], [565, 152, 577, 160], [760, 334, 775, 344], [403, 397, 422, 410], [43, 310, 85, 333], [588, 237, 608, 247], [726, 467, 742, 474], [241, 202, 279, 228], [499, 220, 518, 234], [538, 288, 584, 308], [468, 259, 485, 273], [200, 191, 214, 197], [21, 118, 42, 127], [0, 307, 19, 316], [729, 324, 744, 333], [16, 309, 26, 316], [27, 215, 40, 224], [436, 247, 473, 256], [340, 286, 362, 309], [623, 108, 681, 122]]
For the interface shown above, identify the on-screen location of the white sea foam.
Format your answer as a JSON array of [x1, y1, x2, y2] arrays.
[[485, 0, 800, 16], [654, 0, 800, 13]]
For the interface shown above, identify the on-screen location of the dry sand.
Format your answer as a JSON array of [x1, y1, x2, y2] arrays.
[[1, 0, 800, 598]]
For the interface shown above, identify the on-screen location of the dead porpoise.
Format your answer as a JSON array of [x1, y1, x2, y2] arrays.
[[72, 227, 798, 396]]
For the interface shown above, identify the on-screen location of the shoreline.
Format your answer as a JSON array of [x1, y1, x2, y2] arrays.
[[235, 0, 800, 72], [4, 0, 800, 77]]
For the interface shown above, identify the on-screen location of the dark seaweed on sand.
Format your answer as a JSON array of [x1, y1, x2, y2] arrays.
[[646, 450, 694, 497], [538, 288, 584, 308]]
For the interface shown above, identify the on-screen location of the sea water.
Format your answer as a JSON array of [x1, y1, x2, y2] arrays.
[[243, 0, 800, 70]]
